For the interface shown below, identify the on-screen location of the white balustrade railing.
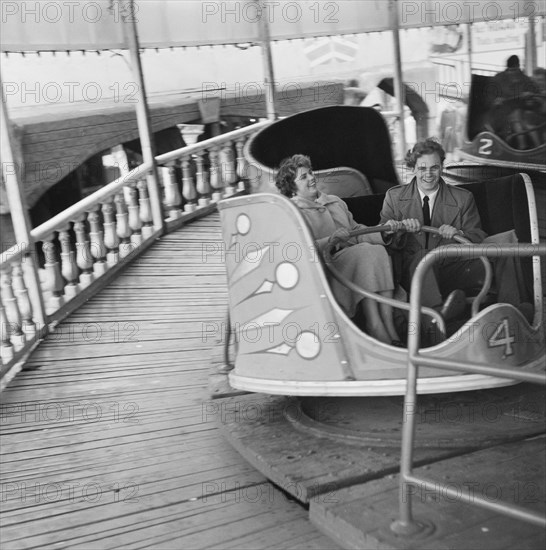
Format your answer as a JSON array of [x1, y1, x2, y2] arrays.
[[0, 121, 271, 383], [0, 243, 35, 369], [157, 120, 270, 218]]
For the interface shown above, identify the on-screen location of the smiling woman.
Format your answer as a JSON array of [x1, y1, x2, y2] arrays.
[[275, 153, 403, 345], [293, 164, 319, 201]]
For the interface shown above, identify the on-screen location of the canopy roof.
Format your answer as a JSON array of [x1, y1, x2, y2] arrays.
[[1, 0, 543, 53]]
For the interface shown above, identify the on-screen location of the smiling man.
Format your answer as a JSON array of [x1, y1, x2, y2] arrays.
[[380, 138, 487, 324]]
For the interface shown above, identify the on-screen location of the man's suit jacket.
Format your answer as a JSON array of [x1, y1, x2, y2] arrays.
[[379, 178, 487, 258]]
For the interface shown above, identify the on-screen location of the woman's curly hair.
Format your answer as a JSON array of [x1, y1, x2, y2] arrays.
[[275, 154, 312, 197], [405, 138, 446, 169]]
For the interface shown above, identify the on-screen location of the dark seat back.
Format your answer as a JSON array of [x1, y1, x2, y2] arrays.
[[344, 174, 531, 242], [247, 106, 400, 194], [467, 74, 493, 141], [458, 174, 531, 241], [343, 194, 387, 226]]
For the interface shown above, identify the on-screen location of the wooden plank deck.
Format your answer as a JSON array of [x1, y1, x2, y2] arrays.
[[310, 436, 546, 549], [0, 213, 340, 550]]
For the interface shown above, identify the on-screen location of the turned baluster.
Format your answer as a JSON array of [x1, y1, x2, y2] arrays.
[[161, 163, 182, 220], [137, 180, 154, 239], [195, 152, 211, 206], [127, 186, 143, 247], [208, 146, 224, 201], [59, 225, 80, 299], [181, 156, 197, 212], [41, 235, 65, 314], [88, 209, 108, 276], [21, 256, 44, 336], [235, 137, 248, 192], [102, 200, 120, 266], [115, 193, 133, 258], [0, 265, 24, 349], [12, 258, 37, 338], [0, 298, 14, 362], [220, 142, 237, 196], [74, 217, 95, 288]]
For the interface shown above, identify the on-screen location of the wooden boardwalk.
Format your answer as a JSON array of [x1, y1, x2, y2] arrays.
[[0, 214, 340, 550]]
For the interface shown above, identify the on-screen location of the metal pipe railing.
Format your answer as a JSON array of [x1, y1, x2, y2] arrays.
[[392, 242, 546, 536]]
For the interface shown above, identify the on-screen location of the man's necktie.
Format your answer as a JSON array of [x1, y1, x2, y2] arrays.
[[423, 196, 431, 247], [422, 196, 431, 226]]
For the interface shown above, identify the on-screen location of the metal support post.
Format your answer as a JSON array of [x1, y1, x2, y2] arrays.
[[256, 0, 277, 120], [0, 72, 46, 327], [390, 0, 407, 160], [122, 0, 165, 232]]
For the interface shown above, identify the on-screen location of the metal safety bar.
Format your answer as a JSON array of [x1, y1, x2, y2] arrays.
[[323, 225, 494, 337], [323, 225, 444, 335], [392, 242, 546, 536]]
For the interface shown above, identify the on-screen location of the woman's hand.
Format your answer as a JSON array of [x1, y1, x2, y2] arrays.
[[328, 228, 351, 249], [383, 219, 404, 234], [401, 218, 422, 233]]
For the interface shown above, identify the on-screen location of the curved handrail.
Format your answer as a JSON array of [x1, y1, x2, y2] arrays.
[[418, 227, 493, 317], [157, 119, 272, 165], [31, 161, 153, 241], [322, 225, 445, 336], [0, 241, 30, 267]]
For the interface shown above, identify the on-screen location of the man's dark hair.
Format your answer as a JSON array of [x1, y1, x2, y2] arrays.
[[405, 138, 446, 169], [275, 154, 312, 197], [507, 55, 520, 68]]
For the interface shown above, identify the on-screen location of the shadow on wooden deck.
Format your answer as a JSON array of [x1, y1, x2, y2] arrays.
[[0, 213, 339, 550]]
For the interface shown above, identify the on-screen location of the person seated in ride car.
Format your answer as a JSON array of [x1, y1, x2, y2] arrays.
[[380, 138, 529, 324], [275, 154, 403, 346]]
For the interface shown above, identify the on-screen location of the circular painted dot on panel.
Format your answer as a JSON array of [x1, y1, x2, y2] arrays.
[[276, 262, 299, 289], [296, 331, 321, 359], [236, 214, 251, 235]]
